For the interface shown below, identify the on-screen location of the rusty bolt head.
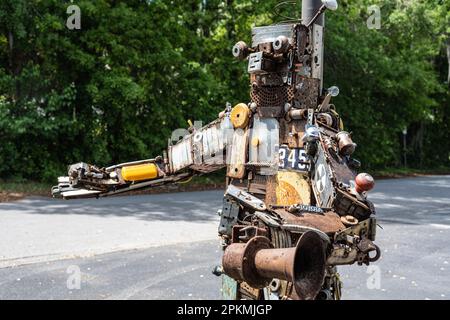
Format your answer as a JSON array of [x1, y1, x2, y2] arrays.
[[273, 35, 290, 53], [232, 41, 249, 60], [341, 215, 358, 226]]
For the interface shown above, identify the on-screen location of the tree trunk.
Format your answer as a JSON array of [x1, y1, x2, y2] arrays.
[[225, 0, 235, 40], [7, 30, 18, 103], [447, 38, 450, 85], [8, 30, 14, 71]]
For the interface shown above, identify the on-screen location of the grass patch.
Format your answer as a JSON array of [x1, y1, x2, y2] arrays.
[[187, 170, 225, 185], [371, 166, 450, 178], [0, 180, 52, 197], [1, 167, 448, 201]]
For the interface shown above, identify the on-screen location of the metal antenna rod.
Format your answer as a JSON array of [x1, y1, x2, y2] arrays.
[[306, 5, 327, 27], [301, 0, 324, 27]]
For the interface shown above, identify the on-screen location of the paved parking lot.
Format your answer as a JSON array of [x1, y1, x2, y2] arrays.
[[1, 176, 449, 299]]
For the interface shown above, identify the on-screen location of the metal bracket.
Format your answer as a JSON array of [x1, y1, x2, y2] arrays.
[[218, 197, 240, 236], [225, 184, 267, 211]]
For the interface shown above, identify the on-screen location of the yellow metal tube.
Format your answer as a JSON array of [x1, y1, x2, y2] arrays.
[[121, 163, 159, 182]]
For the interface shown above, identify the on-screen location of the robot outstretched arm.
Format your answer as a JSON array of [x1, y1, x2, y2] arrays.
[[51, 158, 192, 199], [52, 114, 236, 199]]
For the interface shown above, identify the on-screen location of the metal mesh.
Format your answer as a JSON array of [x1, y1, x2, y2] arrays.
[[293, 77, 320, 109], [251, 85, 293, 109]]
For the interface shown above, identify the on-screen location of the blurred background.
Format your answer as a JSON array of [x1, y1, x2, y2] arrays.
[[0, 0, 449, 189]]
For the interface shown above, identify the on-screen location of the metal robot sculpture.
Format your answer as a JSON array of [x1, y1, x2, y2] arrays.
[[52, 0, 380, 300]]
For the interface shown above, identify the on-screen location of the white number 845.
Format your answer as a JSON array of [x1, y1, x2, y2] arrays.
[[279, 146, 309, 172]]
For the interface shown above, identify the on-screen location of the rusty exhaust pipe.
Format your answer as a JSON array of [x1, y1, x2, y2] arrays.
[[222, 231, 327, 300]]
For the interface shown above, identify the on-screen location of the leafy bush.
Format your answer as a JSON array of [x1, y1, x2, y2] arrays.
[[0, 0, 449, 182]]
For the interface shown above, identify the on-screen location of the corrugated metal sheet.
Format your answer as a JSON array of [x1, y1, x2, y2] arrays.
[[170, 136, 193, 172]]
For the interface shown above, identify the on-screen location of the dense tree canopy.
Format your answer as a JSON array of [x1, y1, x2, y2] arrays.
[[0, 0, 449, 181]]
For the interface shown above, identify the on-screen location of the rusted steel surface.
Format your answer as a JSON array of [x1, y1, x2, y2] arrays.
[[231, 225, 268, 243], [280, 119, 306, 148], [264, 175, 278, 206], [247, 174, 268, 196], [334, 188, 372, 220], [222, 236, 273, 289], [251, 85, 288, 118], [275, 209, 345, 234], [254, 247, 297, 284], [292, 77, 320, 109], [223, 232, 327, 300], [275, 171, 311, 206], [336, 131, 356, 156]]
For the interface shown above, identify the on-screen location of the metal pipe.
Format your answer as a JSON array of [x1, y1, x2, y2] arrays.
[[302, 0, 324, 26], [306, 5, 326, 28], [222, 232, 327, 300], [254, 247, 296, 281]]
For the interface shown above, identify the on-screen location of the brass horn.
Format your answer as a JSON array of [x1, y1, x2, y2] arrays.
[[222, 231, 327, 300]]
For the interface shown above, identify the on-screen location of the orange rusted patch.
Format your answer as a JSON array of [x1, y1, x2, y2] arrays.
[[275, 171, 310, 206], [276, 180, 301, 205]]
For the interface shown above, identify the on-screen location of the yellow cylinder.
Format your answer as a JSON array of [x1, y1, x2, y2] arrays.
[[121, 163, 159, 182]]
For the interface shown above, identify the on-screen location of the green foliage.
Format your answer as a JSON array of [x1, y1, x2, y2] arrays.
[[324, 0, 449, 168], [0, 0, 449, 182]]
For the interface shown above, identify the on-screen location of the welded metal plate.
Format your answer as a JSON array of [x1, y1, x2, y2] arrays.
[[312, 24, 323, 86], [252, 24, 294, 47], [169, 136, 193, 172], [218, 197, 240, 236], [225, 184, 267, 211], [249, 116, 279, 175], [222, 274, 238, 300], [227, 128, 248, 178], [248, 52, 264, 74], [190, 118, 233, 172], [201, 122, 226, 165], [280, 119, 306, 148], [275, 209, 345, 234]]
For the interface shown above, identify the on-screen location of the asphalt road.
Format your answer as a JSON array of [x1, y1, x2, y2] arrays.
[[0, 191, 223, 267], [0, 175, 449, 300]]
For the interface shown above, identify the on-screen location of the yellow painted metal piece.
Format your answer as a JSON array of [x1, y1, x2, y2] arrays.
[[121, 163, 159, 182], [275, 171, 311, 206], [230, 103, 250, 129], [251, 137, 260, 147]]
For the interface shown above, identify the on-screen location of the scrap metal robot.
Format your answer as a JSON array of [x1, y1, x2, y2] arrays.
[[52, 0, 380, 300]]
